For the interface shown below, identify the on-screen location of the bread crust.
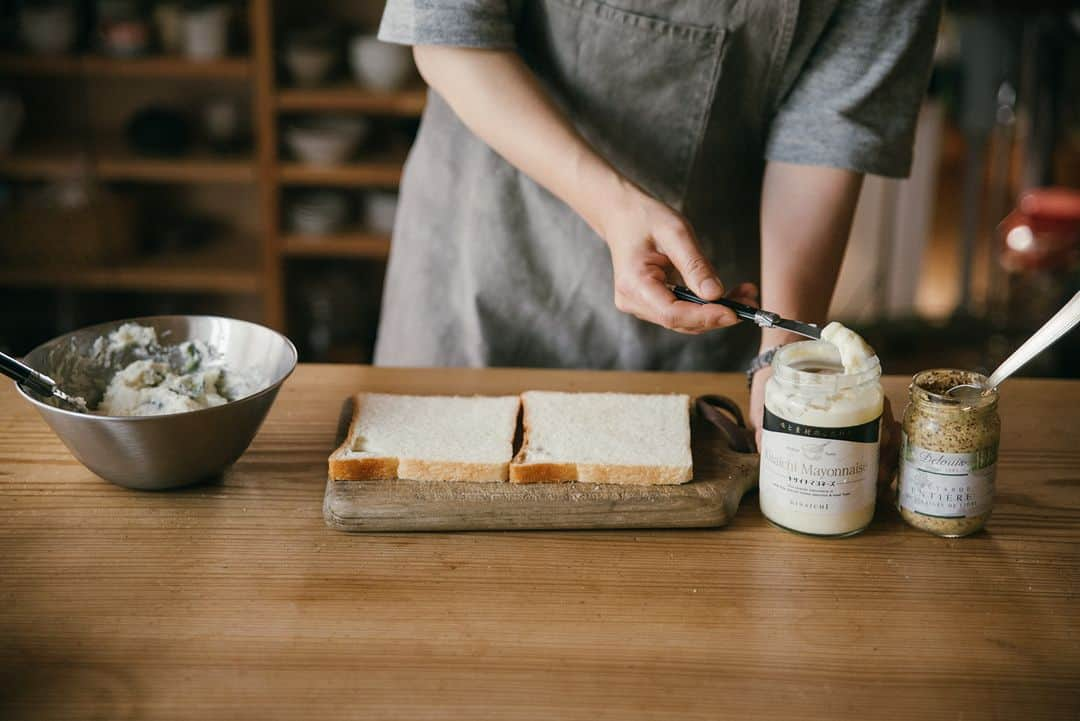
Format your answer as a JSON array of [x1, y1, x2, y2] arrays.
[[398, 458, 509, 483], [328, 447, 398, 481], [508, 461, 577, 484], [509, 461, 691, 484]]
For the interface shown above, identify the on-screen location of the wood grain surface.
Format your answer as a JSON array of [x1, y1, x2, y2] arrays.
[[324, 399, 759, 532], [1, 365, 1078, 721]]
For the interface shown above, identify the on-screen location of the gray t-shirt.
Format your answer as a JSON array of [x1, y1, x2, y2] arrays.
[[379, 0, 940, 178]]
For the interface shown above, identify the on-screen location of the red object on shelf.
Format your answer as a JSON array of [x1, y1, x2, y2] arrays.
[[999, 187, 1080, 273]]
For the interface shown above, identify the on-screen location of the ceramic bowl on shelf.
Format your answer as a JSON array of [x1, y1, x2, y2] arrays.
[[20, 1, 77, 55], [363, 191, 398, 234], [98, 0, 150, 57], [348, 34, 415, 91], [101, 19, 151, 57], [289, 190, 350, 235], [284, 43, 335, 87], [202, 97, 246, 153], [285, 116, 368, 166]]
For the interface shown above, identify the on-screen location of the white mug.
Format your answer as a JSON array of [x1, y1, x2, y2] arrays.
[[182, 5, 230, 60]]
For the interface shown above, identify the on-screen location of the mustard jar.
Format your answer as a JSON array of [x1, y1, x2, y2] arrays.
[[897, 369, 1001, 537]]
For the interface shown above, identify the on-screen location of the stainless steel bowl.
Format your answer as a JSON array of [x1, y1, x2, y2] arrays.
[[16, 315, 297, 490]]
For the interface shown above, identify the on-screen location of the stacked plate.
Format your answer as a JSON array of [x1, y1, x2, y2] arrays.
[[289, 191, 349, 235], [285, 115, 369, 166]]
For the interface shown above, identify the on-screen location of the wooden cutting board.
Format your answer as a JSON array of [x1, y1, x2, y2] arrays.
[[322, 397, 760, 532]]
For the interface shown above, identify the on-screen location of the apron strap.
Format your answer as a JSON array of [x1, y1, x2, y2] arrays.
[[695, 395, 756, 454]]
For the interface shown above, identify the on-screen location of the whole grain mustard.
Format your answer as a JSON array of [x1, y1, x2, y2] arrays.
[[897, 369, 1001, 537]]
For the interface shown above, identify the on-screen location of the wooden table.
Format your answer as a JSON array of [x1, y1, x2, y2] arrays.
[[2, 365, 1078, 720]]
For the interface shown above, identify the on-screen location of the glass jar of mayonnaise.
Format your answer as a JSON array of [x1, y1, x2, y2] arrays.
[[897, 369, 1000, 537], [758, 336, 883, 538]]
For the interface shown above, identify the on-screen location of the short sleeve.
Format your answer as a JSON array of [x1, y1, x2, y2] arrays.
[[764, 0, 942, 178], [378, 0, 516, 49]]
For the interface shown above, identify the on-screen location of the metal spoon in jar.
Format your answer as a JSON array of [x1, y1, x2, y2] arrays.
[[948, 290, 1080, 400], [0, 350, 88, 412]]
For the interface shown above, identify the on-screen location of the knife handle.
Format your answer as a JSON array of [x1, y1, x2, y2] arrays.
[[0, 351, 56, 398], [670, 285, 767, 325]]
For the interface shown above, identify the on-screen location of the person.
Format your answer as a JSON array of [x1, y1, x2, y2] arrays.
[[373, 0, 940, 440]]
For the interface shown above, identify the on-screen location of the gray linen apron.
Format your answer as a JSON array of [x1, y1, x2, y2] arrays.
[[375, 0, 798, 371]]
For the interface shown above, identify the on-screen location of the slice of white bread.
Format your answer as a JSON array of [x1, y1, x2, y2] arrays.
[[329, 393, 521, 482], [510, 391, 693, 485]]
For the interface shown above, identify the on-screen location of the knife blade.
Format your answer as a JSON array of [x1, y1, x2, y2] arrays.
[[668, 285, 822, 340], [770, 317, 822, 340]]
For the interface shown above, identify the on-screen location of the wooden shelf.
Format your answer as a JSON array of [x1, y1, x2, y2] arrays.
[[0, 2, 421, 336], [0, 243, 260, 294], [278, 156, 404, 187], [276, 85, 426, 115], [281, 232, 391, 260], [0, 53, 252, 78], [97, 148, 256, 183], [0, 144, 89, 178], [0, 142, 256, 184]]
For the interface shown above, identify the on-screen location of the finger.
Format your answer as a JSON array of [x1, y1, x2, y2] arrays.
[[653, 221, 724, 301], [636, 274, 738, 333]]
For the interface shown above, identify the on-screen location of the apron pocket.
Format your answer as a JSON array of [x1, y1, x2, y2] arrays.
[[521, 0, 729, 208]]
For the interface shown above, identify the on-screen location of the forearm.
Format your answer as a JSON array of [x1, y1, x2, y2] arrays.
[[413, 45, 624, 237], [758, 161, 864, 349]]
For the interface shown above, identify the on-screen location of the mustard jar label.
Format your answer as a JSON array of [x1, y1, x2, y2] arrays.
[[898, 431, 997, 519]]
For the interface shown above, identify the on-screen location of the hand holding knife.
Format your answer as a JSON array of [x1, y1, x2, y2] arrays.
[[667, 285, 822, 340]]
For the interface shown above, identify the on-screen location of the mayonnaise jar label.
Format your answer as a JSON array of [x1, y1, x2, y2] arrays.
[[898, 432, 996, 519], [759, 409, 881, 523]]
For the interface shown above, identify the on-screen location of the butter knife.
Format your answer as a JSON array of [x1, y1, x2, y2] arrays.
[[668, 285, 822, 340], [0, 350, 89, 412]]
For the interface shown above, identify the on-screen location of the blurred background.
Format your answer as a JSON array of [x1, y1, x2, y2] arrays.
[[0, 0, 1078, 377]]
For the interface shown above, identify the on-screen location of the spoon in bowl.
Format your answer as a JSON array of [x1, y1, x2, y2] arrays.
[[0, 350, 88, 412], [948, 290, 1080, 399]]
